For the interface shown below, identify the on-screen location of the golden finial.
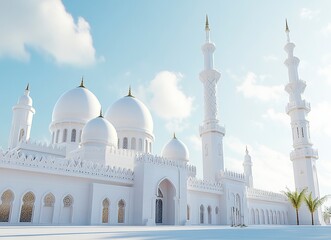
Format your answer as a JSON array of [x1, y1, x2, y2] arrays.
[[205, 15, 210, 31], [79, 76, 85, 88], [285, 19, 290, 33], [99, 108, 103, 117], [245, 145, 248, 154], [25, 83, 30, 91], [127, 85, 134, 97], [173, 132, 177, 139]]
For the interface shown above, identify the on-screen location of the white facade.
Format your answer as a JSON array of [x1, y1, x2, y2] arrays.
[[0, 20, 321, 226]]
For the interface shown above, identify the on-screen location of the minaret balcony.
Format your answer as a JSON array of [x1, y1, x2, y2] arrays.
[[290, 148, 318, 161], [199, 121, 225, 136], [286, 100, 310, 114], [285, 80, 306, 94]]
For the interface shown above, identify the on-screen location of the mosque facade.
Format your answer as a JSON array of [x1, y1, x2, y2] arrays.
[[0, 19, 322, 226]]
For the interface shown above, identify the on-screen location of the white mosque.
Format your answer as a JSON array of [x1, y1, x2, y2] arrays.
[[0, 19, 322, 226]]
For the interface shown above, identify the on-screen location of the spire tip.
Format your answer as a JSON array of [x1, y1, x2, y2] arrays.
[[80, 76, 85, 88], [173, 132, 177, 139], [25, 83, 30, 91], [205, 15, 210, 31]]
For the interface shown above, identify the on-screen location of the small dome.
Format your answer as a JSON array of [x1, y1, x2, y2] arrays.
[[161, 135, 189, 161], [81, 116, 118, 147], [52, 85, 101, 123], [18, 92, 32, 106], [105, 93, 153, 135]]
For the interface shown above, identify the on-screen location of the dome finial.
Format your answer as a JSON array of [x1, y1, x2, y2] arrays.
[[173, 132, 177, 139], [80, 76, 85, 88], [99, 108, 103, 118], [205, 14, 210, 31], [245, 145, 249, 155], [285, 19, 290, 43], [127, 85, 134, 97], [25, 83, 30, 91]]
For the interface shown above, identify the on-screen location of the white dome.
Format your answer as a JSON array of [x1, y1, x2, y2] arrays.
[[18, 92, 32, 106], [161, 135, 189, 161], [52, 85, 101, 123], [105, 93, 153, 135], [81, 116, 118, 147]]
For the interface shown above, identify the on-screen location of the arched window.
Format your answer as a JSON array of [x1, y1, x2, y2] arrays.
[[44, 193, 55, 207], [207, 205, 212, 224], [187, 205, 190, 220], [19, 129, 25, 142], [149, 142, 152, 153], [40, 193, 55, 224], [63, 195, 73, 207], [123, 138, 128, 149], [56, 130, 60, 143], [0, 190, 14, 222], [138, 139, 143, 151], [63, 129, 68, 142], [215, 207, 219, 215], [52, 132, 55, 144], [118, 199, 125, 223], [145, 140, 148, 152], [20, 192, 35, 222], [102, 198, 110, 224], [131, 138, 136, 150], [200, 205, 204, 224], [71, 129, 76, 142]]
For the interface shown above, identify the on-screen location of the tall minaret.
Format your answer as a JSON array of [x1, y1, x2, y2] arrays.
[[9, 84, 35, 148], [199, 16, 225, 181], [284, 21, 321, 224]]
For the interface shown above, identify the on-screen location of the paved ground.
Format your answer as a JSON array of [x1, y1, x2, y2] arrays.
[[0, 225, 331, 240]]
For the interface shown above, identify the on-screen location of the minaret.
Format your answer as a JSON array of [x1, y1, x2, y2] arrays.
[[8, 84, 35, 148], [199, 16, 225, 181], [243, 146, 253, 188], [284, 21, 321, 224]]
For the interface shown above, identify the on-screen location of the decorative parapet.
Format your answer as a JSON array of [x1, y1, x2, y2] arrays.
[[290, 148, 318, 160], [17, 140, 65, 157], [247, 188, 287, 203], [286, 99, 310, 114], [218, 169, 245, 182], [199, 121, 225, 135], [135, 153, 196, 175], [0, 149, 134, 185], [187, 177, 223, 194]]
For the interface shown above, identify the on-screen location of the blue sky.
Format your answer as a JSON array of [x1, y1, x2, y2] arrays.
[[0, 0, 330, 203]]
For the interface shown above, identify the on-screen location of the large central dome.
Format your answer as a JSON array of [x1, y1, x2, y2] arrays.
[[52, 83, 101, 124], [105, 91, 153, 135]]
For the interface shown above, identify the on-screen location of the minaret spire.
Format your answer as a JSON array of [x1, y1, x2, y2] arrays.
[[285, 19, 290, 43], [199, 16, 225, 181], [25, 83, 30, 91], [205, 15, 210, 42], [80, 77, 85, 88]]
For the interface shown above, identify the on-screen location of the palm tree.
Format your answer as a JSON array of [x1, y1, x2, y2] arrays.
[[304, 192, 328, 225], [282, 188, 307, 225]]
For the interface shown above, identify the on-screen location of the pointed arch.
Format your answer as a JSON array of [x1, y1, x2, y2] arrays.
[[63, 129, 68, 142], [200, 205, 205, 224], [71, 129, 76, 142], [19, 191, 35, 222], [60, 194, 73, 224], [207, 205, 212, 224], [40, 193, 55, 224], [123, 137, 128, 149], [118, 199, 125, 223], [0, 189, 14, 222], [102, 198, 110, 224], [131, 138, 136, 150], [155, 178, 176, 225]]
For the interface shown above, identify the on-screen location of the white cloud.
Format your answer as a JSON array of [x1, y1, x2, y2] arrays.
[[321, 23, 331, 36], [0, 0, 96, 66], [263, 108, 289, 126], [225, 136, 293, 193], [262, 55, 278, 62], [300, 8, 320, 20], [149, 71, 193, 120], [309, 101, 331, 137], [187, 135, 202, 151], [237, 72, 284, 101], [318, 64, 331, 84]]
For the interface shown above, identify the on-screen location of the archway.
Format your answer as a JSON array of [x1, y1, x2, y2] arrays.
[[0, 190, 14, 222], [155, 178, 176, 225], [40, 193, 55, 224]]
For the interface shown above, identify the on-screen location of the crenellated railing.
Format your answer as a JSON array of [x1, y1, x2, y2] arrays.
[[187, 177, 223, 194], [219, 169, 245, 182], [247, 188, 287, 202], [0, 149, 134, 185], [135, 153, 196, 175]]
